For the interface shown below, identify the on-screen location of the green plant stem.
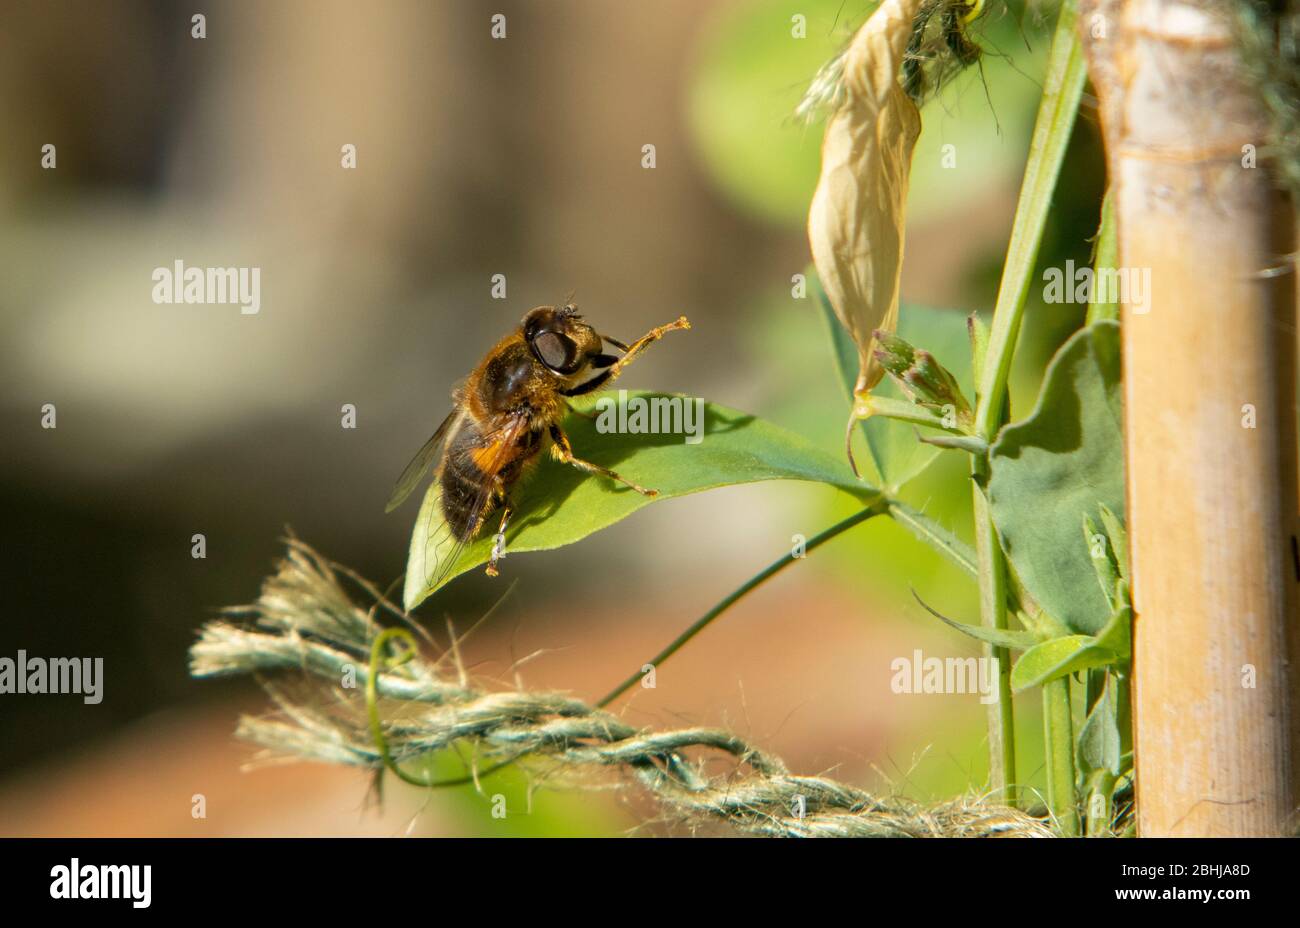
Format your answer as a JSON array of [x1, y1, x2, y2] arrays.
[[968, 0, 1085, 807], [1085, 768, 1117, 837], [1044, 676, 1080, 835], [886, 499, 978, 578], [971, 482, 1016, 801], [1086, 190, 1119, 325], [863, 395, 968, 434], [974, 0, 1086, 439], [1116, 669, 1132, 756], [597, 499, 888, 708]]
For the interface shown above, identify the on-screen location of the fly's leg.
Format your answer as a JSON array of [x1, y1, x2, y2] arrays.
[[549, 425, 657, 497], [563, 316, 690, 398], [606, 316, 690, 381], [485, 498, 513, 577], [488, 473, 512, 574]]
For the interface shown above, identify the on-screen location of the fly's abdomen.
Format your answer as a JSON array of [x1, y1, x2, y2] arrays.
[[439, 416, 545, 541], [440, 459, 486, 541], [440, 423, 493, 541]]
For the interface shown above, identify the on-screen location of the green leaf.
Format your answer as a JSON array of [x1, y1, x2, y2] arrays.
[[1078, 684, 1122, 775], [1092, 600, 1132, 660], [911, 591, 1040, 650], [988, 321, 1124, 634], [1085, 190, 1119, 325], [403, 392, 878, 609], [815, 278, 975, 490], [815, 271, 865, 407], [1011, 635, 1118, 691], [1097, 503, 1129, 585], [1083, 513, 1120, 603], [935, 619, 1041, 652]]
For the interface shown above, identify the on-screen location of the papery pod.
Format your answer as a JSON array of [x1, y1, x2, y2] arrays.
[[807, 0, 923, 462]]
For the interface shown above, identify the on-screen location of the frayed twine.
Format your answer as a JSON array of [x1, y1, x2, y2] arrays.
[[190, 539, 1055, 837]]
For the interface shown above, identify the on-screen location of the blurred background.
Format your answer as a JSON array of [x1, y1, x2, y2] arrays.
[[0, 0, 1102, 836]]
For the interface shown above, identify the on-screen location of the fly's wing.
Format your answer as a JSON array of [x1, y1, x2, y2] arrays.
[[409, 411, 535, 599], [385, 409, 463, 513]]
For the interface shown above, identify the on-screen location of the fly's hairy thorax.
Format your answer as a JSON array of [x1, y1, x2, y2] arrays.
[[466, 336, 567, 427]]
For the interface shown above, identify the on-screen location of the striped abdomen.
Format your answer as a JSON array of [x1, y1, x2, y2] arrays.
[[439, 417, 542, 540]]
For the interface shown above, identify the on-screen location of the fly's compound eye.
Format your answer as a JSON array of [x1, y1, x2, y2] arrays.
[[532, 329, 582, 374]]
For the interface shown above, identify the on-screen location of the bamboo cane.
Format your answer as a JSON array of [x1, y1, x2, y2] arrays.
[[1081, 0, 1299, 836]]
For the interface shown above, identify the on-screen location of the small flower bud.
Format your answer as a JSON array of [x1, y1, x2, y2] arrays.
[[872, 330, 973, 424]]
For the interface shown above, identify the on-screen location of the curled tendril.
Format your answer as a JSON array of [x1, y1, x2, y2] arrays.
[[365, 627, 520, 789], [366, 627, 434, 787]]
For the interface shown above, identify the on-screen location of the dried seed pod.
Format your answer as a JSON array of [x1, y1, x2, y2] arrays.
[[807, 0, 924, 471]]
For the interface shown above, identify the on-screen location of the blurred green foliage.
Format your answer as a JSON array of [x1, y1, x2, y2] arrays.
[[688, 0, 1051, 226]]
